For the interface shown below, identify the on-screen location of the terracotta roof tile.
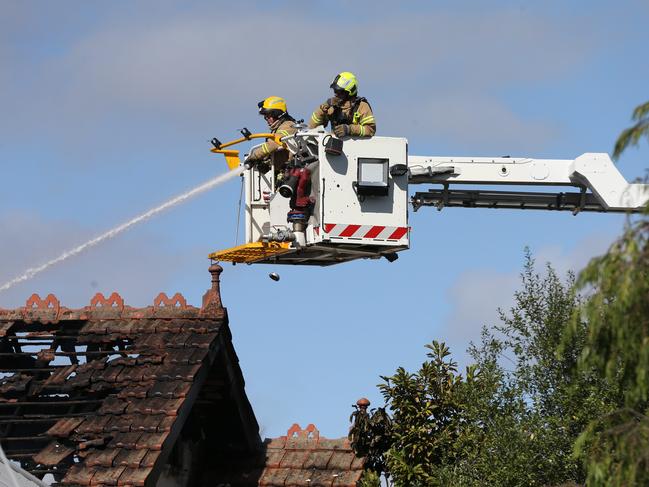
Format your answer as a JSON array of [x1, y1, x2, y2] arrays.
[[94, 365, 124, 383], [155, 363, 201, 382], [264, 449, 285, 469], [327, 451, 354, 471], [280, 450, 309, 469], [139, 450, 160, 468], [285, 468, 315, 487], [85, 448, 119, 468], [146, 380, 177, 398], [64, 465, 97, 486], [47, 417, 85, 438], [350, 455, 364, 470], [42, 364, 78, 387], [112, 448, 148, 469], [116, 383, 152, 399], [135, 352, 165, 365], [131, 415, 163, 434], [89, 465, 127, 486], [157, 416, 175, 433], [257, 425, 365, 487], [259, 467, 291, 486], [77, 416, 112, 435], [33, 441, 75, 466], [304, 450, 334, 470], [135, 432, 167, 451], [109, 432, 144, 450], [98, 397, 128, 416], [115, 466, 149, 486], [305, 469, 336, 487], [103, 415, 137, 434], [184, 332, 216, 348], [318, 438, 350, 450]]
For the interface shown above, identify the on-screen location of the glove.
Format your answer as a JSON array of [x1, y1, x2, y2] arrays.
[[243, 153, 256, 169], [334, 124, 350, 138]]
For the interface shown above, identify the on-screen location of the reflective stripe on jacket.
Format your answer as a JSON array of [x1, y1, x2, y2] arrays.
[[248, 118, 297, 162]]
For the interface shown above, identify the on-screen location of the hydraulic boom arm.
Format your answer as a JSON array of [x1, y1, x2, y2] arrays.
[[408, 152, 649, 213], [209, 130, 649, 267]]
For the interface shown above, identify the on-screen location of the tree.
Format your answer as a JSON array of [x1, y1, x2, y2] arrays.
[[560, 102, 649, 485], [350, 254, 620, 486], [613, 101, 649, 160]]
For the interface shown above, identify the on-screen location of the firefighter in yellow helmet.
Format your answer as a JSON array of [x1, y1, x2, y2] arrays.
[[246, 96, 297, 174], [308, 72, 376, 138]]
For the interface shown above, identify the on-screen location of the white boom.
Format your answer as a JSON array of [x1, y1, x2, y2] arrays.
[[209, 128, 649, 266], [408, 153, 649, 213]]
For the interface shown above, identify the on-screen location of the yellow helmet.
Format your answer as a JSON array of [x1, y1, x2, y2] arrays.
[[258, 96, 287, 116], [330, 71, 358, 97]]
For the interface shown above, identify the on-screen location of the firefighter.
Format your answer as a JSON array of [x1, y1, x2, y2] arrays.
[[246, 96, 297, 175], [308, 71, 376, 138]]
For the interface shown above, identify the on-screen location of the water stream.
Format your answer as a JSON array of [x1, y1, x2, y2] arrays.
[[0, 167, 244, 293]]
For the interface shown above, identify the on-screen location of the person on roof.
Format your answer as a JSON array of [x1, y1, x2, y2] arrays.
[[308, 71, 376, 138], [246, 96, 297, 175]]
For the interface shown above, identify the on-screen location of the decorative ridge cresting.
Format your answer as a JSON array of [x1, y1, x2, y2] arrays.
[[25, 293, 60, 311], [0, 265, 224, 322], [153, 292, 188, 309], [286, 423, 320, 441], [21, 293, 62, 323], [88, 292, 125, 310]]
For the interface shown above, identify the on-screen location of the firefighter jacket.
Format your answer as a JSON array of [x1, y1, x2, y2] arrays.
[[308, 96, 376, 137], [248, 117, 297, 170]]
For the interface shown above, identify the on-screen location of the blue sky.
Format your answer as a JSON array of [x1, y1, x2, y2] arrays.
[[1, 1, 648, 439]]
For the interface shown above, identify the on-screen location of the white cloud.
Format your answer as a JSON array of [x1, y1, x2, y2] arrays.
[[0, 5, 598, 156], [441, 232, 616, 366]]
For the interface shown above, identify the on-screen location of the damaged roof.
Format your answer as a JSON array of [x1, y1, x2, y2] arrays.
[[0, 265, 259, 486], [0, 265, 366, 487]]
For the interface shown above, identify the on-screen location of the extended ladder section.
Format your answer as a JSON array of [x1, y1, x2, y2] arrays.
[[408, 153, 649, 213]]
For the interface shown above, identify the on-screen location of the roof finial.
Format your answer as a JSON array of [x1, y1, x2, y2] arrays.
[[356, 398, 370, 410], [201, 263, 224, 314], [209, 263, 223, 291]]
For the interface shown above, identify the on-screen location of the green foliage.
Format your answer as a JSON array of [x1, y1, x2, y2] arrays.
[[376, 341, 467, 485], [349, 403, 392, 474], [457, 255, 618, 486], [350, 254, 621, 486], [613, 101, 649, 160], [357, 470, 381, 487], [557, 103, 649, 485], [562, 216, 649, 485], [567, 219, 649, 406]]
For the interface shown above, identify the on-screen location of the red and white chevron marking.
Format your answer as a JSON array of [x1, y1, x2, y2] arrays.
[[322, 223, 408, 240]]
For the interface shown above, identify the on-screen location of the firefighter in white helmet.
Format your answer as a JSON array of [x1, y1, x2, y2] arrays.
[[308, 72, 376, 138], [246, 96, 297, 175]]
